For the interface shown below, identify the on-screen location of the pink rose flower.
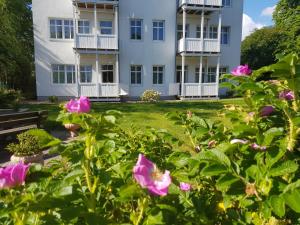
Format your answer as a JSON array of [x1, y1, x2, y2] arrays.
[[0, 163, 30, 189], [65, 96, 91, 113], [180, 182, 191, 192], [251, 143, 267, 151], [260, 106, 275, 117], [231, 65, 252, 76], [279, 90, 295, 101], [230, 139, 249, 145], [133, 154, 171, 196]]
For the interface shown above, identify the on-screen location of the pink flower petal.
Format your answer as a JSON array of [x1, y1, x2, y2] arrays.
[[180, 182, 191, 191]]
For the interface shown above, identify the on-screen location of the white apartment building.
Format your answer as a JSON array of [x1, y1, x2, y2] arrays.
[[32, 0, 243, 100]]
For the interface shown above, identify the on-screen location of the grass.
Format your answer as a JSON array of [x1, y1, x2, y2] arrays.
[[21, 98, 243, 150]]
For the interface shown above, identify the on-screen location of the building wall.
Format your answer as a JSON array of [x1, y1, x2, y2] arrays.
[[119, 0, 177, 97], [32, 0, 76, 97], [32, 0, 243, 99]]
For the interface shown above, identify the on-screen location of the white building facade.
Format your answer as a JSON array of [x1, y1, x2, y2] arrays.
[[32, 0, 243, 100]]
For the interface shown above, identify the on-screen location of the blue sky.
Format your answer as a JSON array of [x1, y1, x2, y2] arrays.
[[242, 0, 279, 39]]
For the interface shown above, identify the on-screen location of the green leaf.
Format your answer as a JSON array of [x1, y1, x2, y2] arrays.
[[284, 189, 300, 213], [283, 180, 300, 193], [54, 186, 73, 197], [103, 115, 116, 124], [270, 195, 285, 218], [119, 184, 141, 200], [263, 127, 284, 146], [216, 174, 239, 192], [201, 164, 228, 176], [269, 160, 298, 177]]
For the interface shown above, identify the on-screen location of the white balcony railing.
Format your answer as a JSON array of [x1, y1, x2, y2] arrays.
[[169, 83, 218, 96], [75, 34, 118, 50], [73, 0, 119, 5], [178, 38, 220, 53], [80, 83, 119, 97], [179, 0, 222, 7]]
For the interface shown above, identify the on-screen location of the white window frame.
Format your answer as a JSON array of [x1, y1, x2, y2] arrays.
[[80, 65, 93, 83], [202, 67, 217, 83], [130, 65, 142, 85], [102, 65, 114, 83], [176, 66, 188, 83], [99, 21, 113, 35], [222, 0, 232, 7], [78, 20, 90, 34], [221, 26, 230, 45], [51, 65, 76, 85], [153, 65, 164, 85], [177, 24, 189, 40], [153, 20, 165, 41], [219, 67, 229, 83], [209, 26, 218, 39], [130, 19, 143, 40], [49, 19, 74, 40]]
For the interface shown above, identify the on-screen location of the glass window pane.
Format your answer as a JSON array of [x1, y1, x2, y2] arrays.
[[137, 73, 141, 84]]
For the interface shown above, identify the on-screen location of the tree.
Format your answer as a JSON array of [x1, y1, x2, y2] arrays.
[[273, 0, 300, 54], [0, 0, 34, 97], [241, 27, 287, 70]]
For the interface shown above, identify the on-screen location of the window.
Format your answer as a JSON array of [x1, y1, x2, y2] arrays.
[[219, 67, 228, 83], [222, 0, 231, 7], [78, 20, 90, 34], [50, 19, 73, 39], [66, 65, 76, 84], [177, 24, 189, 40], [153, 66, 164, 85], [100, 21, 113, 35], [195, 67, 205, 83], [202, 67, 217, 83], [196, 26, 207, 39], [176, 66, 188, 83], [64, 20, 74, 39], [80, 65, 92, 83], [131, 65, 142, 85], [130, 19, 142, 40], [52, 65, 76, 84], [102, 65, 114, 83], [221, 26, 230, 44], [153, 20, 164, 41], [209, 26, 218, 39]]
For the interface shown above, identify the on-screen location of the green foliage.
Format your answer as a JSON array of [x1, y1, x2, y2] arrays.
[[6, 132, 41, 156], [5, 129, 60, 156], [141, 89, 161, 102], [26, 128, 61, 149], [273, 0, 300, 54], [241, 27, 287, 70], [1, 54, 300, 224], [0, 0, 34, 97], [48, 96, 58, 103], [242, 0, 300, 68], [0, 88, 22, 109]]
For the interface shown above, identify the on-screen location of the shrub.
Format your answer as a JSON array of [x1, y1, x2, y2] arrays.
[[48, 96, 58, 103], [0, 54, 299, 225], [5, 129, 60, 156], [0, 88, 23, 109], [141, 89, 160, 102], [6, 132, 41, 156]]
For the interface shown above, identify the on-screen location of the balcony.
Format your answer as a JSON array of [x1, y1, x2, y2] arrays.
[[178, 38, 220, 54], [75, 34, 118, 51], [169, 83, 218, 97], [79, 83, 120, 97], [73, 0, 118, 9], [178, 0, 222, 8]]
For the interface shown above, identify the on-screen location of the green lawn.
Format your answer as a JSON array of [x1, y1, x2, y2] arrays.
[[22, 98, 243, 150]]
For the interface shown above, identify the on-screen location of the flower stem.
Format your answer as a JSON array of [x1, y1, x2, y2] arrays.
[[283, 108, 297, 151], [134, 198, 147, 225]]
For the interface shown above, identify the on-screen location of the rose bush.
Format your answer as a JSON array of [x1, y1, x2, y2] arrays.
[[0, 53, 299, 225]]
